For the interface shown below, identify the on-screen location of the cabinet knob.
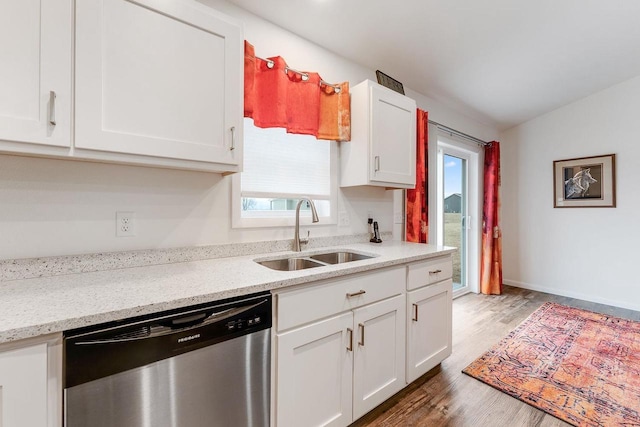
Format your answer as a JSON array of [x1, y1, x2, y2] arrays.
[[358, 323, 365, 346], [347, 328, 353, 352], [429, 269, 442, 275], [412, 303, 419, 322], [374, 156, 380, 172]]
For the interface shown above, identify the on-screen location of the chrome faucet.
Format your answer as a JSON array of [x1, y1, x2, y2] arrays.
[[293, 198, 319, 251]]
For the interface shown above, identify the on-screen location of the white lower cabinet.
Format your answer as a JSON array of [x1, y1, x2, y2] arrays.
[[406, 279, 453, 382], [274, 267, 406, 427], [276, 313, 353, 427], [0, 334, 62, 427], [274, 255, 454, 426], [352, 295, 405, 419], [406, 256, 453, 383]]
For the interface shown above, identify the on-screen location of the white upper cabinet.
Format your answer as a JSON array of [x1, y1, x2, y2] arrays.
[[341, 80, 416, 189], [0, 0, 72, 151], [75, 0, 243, 171]]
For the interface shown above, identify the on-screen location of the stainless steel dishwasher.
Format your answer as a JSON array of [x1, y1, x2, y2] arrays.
[[64, 292, 271, 427]]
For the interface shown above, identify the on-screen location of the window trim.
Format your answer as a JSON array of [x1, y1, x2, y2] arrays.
[[231, 141, 338, 228]]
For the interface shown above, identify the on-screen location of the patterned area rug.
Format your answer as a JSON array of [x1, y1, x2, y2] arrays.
[[463, 302, 640, 426]]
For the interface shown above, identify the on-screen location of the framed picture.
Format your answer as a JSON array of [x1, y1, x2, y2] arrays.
[[553, 154, 616, 208], [375, 70, 405, 95]]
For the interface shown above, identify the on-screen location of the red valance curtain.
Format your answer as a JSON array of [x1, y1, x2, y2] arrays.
[[480, 141, 503, 295], [243, 41, 350, 141], [406, 109, 428, 243]]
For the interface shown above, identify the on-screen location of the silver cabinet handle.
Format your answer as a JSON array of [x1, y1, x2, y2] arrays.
[[49, 91, 56, 126], [374, 156, 380, 172], [346, 290, 366, 298], [347, 328, 353, 352], [429, 269, 442, 275], [358, 323, 365, 346], [412, 303, 419, 322], [230, 126, 236, 151]]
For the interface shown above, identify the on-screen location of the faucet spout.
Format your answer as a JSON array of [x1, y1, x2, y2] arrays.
[[293, 198, 319, 251]]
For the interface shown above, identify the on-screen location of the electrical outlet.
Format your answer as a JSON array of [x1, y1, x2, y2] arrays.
[[338, 211, 350, 227], [394, 212, 404, 224], [116, 211, 135, 237]]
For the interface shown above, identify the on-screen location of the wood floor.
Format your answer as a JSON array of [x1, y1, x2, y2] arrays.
[[353, 285, 640, 427]]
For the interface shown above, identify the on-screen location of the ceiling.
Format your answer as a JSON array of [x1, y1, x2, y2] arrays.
[[226, 0, 640, 130]]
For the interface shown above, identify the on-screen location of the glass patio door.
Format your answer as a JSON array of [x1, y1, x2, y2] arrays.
[[437, 144, 472, 294]]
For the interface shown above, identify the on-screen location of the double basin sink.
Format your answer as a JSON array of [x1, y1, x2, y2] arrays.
[[256, 251, 375, 271]]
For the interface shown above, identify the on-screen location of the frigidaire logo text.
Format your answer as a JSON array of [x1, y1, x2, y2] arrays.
[[177, 334, 201, 343]]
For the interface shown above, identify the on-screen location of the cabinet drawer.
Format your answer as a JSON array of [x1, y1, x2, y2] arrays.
[[407, 255, 452, 290], [276, 266, 405, 331]]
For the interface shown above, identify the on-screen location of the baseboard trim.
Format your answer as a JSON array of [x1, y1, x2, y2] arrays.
[[504, 279, 640, 313]]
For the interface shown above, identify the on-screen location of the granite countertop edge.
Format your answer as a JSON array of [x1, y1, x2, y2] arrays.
[[0, 241, 456, 344]]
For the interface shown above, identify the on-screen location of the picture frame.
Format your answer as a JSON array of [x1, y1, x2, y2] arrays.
[[553, 154, 616, 208], [375, 70, 405, 95]]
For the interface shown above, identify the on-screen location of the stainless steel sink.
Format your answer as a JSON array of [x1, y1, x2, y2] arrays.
[[256, 258, 324, 271], [256, 250, 376, 271], [309, 251, 374, 265]]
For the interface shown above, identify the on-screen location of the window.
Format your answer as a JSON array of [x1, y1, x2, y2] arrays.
[[232, 118, 337, 228]]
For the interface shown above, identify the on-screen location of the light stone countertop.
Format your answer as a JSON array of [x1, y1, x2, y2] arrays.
[[0, 241, 455, 344]]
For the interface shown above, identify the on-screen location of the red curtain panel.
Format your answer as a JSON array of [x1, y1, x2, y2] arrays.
[[285, 69, 321, 136], [252, 55, 288, 129], [318, 82, 350, 141], [480, 141, 503, 295], [243, 40, 256, 118], [243, 40, 350, 141], [406, 109, 428, 243]]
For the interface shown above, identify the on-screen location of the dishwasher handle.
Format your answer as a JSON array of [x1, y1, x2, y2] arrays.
[[166, 312, 208, 328], [74, 298, 269, 345]]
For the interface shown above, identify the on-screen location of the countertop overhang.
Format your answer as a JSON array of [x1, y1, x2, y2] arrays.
[[0, 241, 455, 343]]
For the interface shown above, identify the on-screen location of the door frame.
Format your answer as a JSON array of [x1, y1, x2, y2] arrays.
[[429, 128, 482, 296]]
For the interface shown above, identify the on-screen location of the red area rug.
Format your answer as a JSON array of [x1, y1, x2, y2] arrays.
[[463, 302, 640, 426]]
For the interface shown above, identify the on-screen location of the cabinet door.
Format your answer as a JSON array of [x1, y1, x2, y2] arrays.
[[0, 0, 71, 148], [352, 295, 406, 419], [407, 279, 453, 383], [369, 84, 416, 186], [276, 313, 353, 427], [0, 342, 48, 427], [75, 0, 242, 166]]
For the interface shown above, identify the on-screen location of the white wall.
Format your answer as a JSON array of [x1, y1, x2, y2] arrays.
[[0, 0, 497, 260], [501, 74, 640, 311]]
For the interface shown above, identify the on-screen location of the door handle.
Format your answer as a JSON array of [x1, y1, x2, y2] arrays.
[[412, 303, 419, 322], [347, 328, 353, 352], [358, 323, 365, 346], [49, 91, 56, 126], [346, 290, 366, 298], [230, 126, 236, 151]]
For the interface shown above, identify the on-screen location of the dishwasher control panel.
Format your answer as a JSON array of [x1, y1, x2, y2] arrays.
[[226, 315, 262, 331]]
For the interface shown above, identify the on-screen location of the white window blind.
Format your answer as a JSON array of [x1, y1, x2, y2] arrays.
[[232, 118, 337, 228], [242, 118, 330, 198]]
